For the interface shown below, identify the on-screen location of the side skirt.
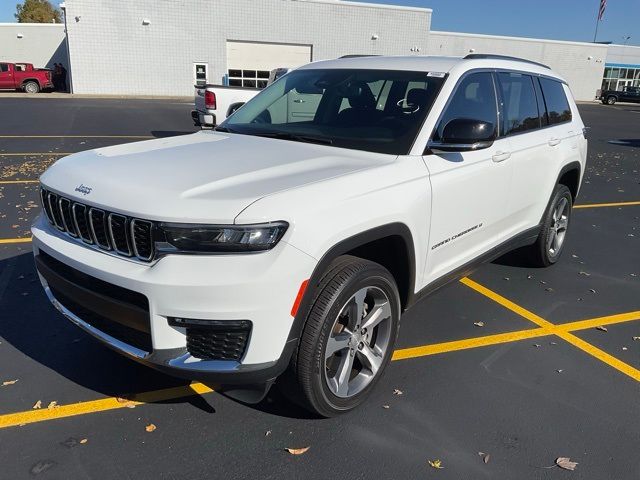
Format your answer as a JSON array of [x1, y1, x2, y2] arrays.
[[406, 225, 540, 310]]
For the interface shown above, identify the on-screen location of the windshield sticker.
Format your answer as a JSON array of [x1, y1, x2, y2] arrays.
[[427, 72, 446, 78], [431, 223, 483, 250]]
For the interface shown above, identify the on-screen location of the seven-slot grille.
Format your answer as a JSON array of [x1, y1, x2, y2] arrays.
[[40, 188, 155, 262]]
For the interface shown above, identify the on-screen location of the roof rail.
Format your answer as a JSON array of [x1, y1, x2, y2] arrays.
[[463, 54, 550, 69], [339, 54, 380, 59]]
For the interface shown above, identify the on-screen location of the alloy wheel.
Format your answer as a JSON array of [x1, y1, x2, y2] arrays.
[[547, 197, 569, 256], [323, 286, 393, 398]]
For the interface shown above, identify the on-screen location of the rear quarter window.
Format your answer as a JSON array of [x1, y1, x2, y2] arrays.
[[539, 78, 572, 125]]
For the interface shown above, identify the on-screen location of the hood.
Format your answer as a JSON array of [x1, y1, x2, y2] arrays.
[[40, 131, 394, 223]]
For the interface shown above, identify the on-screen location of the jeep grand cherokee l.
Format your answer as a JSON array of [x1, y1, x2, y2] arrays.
[[33, 54, 587, 416]]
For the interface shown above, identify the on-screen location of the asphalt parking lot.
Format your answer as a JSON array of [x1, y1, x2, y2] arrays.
[[0, 97, 638, 479]]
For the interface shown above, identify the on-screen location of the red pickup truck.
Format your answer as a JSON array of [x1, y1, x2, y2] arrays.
[[0, 62, 53, 93]]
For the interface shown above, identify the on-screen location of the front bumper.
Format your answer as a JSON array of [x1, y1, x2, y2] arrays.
[[32, 216, 316, 384]]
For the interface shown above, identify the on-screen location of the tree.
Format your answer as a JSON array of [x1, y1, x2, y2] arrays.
[[15, 0, 62, 23]]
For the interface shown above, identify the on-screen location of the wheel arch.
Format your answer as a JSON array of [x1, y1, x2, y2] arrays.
[[557, 161, 582, 201], [21, 78, 41, 87], [287, 223, 416, 346]]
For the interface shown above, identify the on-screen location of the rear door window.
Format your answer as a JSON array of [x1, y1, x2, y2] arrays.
[[497, 72, 540, 135], [539, 78, 572, 125], [0, 64, 8, 73]]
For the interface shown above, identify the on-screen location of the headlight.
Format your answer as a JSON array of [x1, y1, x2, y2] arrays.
[[157, 222, 288, 253]]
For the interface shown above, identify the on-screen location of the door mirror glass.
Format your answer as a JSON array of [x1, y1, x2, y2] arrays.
[[429, 118, 496, 152]]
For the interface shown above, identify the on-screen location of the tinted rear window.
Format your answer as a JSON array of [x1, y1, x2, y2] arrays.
[[539, 78, 572, 125]]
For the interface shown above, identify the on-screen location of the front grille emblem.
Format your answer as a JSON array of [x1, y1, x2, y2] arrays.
[[75, 184, 92, 195]]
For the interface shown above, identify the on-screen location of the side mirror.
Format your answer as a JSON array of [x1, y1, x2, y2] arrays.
[[428, 118, 496, 153]]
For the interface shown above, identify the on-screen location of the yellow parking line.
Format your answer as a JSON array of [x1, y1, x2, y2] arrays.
[[558, 311, 640, 332], [0, 180, 39, 185], [0, 383, 213, 429], [461, 277, 640, 383], [0, 237, 32, 244], [555, 331, 640, 381], [574, 200, 640, 209], [0, 135, 153, 139], [0, 153, 71, 156], [0, 305, 639, 429], [459, 277, 554, 329], [392, 327, 549, 360]]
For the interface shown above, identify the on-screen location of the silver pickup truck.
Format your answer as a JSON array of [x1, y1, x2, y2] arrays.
[[191, 68, 290, 128]]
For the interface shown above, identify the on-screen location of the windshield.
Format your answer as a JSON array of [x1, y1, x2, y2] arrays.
[[222, 69, 445, 155]]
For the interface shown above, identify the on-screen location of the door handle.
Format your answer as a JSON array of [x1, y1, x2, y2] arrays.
[[293, 99, 306, 103], [492, 151, 511, 163], [548, 137, 561, 146]]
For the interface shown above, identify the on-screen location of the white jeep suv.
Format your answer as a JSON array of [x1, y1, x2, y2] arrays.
[[33, 55, 587, 416]]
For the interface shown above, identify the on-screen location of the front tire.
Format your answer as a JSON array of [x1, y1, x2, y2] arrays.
[[289, 256, 401, 417], [606, 95, 617, 105], [527, 184, 573, 267], [23, 81, 40, 94]]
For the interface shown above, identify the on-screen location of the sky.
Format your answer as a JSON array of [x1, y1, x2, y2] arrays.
[[0, 0, 638, 46]]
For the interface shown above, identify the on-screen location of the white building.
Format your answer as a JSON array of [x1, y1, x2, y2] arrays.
[[426, 31, 609, 102], [0, 23, 67, 68], [63, 0, 431, 96], [2, 0, 640, 100]]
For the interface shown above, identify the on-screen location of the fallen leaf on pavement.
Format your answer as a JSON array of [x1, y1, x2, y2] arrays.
[[265, 430, 271, 436], [285, 447, 310, 455], [382, 405, 390, 409], [473, 321, 485, 327], [633, 336, 640, 341], [2, 379, 18, 386], [478, 452, 490, 464], [47, 401, 58, 409], [79, 438, 88, 444], [145, 424, 156, 432], [33, 400, 42, 409], [596, 326, 608, 332], [428, 459, 444, 469], [393, 389, 403, 395], [556, 457, 578, 471]]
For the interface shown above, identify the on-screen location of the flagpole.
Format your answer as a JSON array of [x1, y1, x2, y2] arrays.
[[593, 17, 600, 43]]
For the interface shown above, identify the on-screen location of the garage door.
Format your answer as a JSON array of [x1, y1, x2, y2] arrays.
[[226, 41, 312, 88]]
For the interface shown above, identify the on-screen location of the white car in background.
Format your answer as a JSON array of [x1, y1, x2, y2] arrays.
[[34, 54, 586, 416], [192, 68, 291, 127]]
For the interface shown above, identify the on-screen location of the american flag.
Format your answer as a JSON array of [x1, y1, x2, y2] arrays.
[[598, 0, 607, 20]]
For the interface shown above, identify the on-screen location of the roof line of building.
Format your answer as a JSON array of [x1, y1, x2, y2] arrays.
[[0, 23, 64, 27], [291, 0, 432, 13], [430, 30, 609, 49]]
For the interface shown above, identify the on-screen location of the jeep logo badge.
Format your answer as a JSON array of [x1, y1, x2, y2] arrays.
[[75, 184, 92, 195]]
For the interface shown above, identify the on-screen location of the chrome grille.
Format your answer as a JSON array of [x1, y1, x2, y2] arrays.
[[40, 188, 155, 262]]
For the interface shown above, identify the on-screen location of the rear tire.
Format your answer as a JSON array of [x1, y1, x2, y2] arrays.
[[23, 81, 40, 94], [606, 95, 617, 105], [526, 184, 573, 267], [284, 256, 401, 417]]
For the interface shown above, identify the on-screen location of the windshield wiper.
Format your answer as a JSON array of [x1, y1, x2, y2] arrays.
[[250, 131, 333, 146]]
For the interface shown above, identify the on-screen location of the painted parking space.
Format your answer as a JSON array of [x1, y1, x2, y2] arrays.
[[0, 98, 639, 479]]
